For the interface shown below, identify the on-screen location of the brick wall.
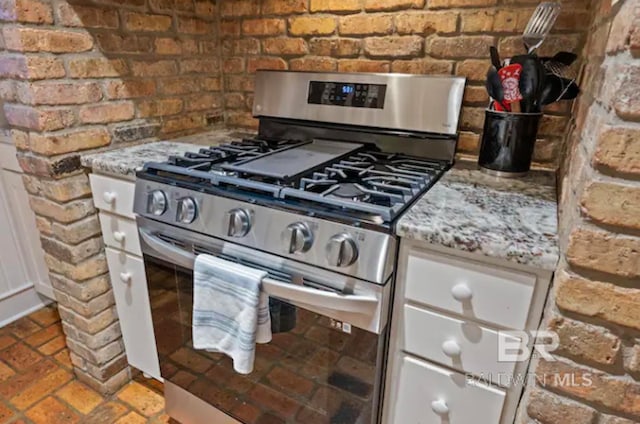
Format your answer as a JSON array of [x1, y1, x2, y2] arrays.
[[518, 0, 640, 422], [217, 0, 592, 169], [0, 0, 221, 394]]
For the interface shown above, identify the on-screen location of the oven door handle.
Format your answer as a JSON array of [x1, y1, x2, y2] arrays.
[[139, 228, 379, 315]]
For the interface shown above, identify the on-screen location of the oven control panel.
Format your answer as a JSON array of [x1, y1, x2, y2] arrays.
[[134, 180, 396, 285], [307, 81, 387, 109]]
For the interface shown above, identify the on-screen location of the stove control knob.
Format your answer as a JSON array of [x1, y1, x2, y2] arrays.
[[326, 233, 358, 268], [227, 208, 251, 237], [147, 190, 167, 216], [284, 222, 313, 254], [176, 197, 197, 224]]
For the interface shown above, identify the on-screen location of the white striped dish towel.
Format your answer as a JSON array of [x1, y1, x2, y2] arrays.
[[192, 254, 272, 374]]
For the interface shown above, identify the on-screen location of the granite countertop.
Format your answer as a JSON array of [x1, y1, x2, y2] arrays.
[[396, 161, 559, 271], [80, 129, 250, 178]]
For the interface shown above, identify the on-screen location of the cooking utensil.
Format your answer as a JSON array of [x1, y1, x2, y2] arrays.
[[540, 74, 580, 105], [523, 2, 561, 54], [498, 64, 524, 113], [486, 66, 508, 111], [558, 77, 580, 100], [511, 54, 546, 113], [550, 51, 577, 66], [541, 52, 578, 78], [490, 46, 502, 70]]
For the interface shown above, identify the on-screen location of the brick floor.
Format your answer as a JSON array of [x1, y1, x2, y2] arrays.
[[0, 305, 173, 424]]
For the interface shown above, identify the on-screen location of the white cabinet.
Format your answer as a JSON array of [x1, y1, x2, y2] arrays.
[[105, 248, 160, 379], [0, 140, 51, 326], [89, 173, 161, 380], [384, 239, 552, 424]]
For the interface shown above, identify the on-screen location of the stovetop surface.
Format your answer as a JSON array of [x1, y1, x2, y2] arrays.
[[139, 136, 449, 228]]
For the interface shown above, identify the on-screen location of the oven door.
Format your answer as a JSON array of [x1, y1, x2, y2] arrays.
[[137, 216, 392, 424]]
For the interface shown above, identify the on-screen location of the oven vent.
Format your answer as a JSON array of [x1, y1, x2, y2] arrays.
[[156, 233, 187, 249]]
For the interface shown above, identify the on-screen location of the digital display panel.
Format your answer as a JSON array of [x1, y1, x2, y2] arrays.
[[308, 81, 387, 109]]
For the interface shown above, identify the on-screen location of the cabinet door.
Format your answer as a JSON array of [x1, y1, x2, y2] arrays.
[[105, 247, 161, 379]]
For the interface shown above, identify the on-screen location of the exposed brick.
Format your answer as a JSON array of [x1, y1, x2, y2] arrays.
[[594, 126, 640, 177], [339, 15, 393, 35], [162, 113, 205, 134], [94, 33, 152, 54], [461, 9, 530, 33], [18, 81, 102, 105], [124, 12, 172, 32], [536, 359, 640, 419], [309, 38, 360, 57], [200, 76, 222, 91], [338, 59, 389, 73], [222, 39, 261, 55], [3, 104, 75, 132], [225, 111, 258, 128], [195, 1, 215, 17], [180, 58, 219, 74], [567, 228, 640, 279], [154, 37, 197, 55], [223, 58, 244, 74], [631, 27, 640, 58], [112, 122, 160, 144], [158, 77, 200, 95], [555, 271, 640, 331], [18, 153, 83, 178], [138, 98, 183, 117], [51, 274, 110, 305], [3, 27, 93, 53], [456, 131, 480, 153], [130, 60, 177, 77], [310, 0, 361, 13], [428, 0, 497, 8], [29, 197, 95, 224], [527, 388, 598, 424], [242, 18, 285, 36], [427, 36, 495, 59], [395, 12, 458, 35], [35, 216, 52, 235], [39, 173, 91, 203], [548, 316, 621, 366], [1, 0, 53, 24], [614, 66, 640, 122], [41, 236, 103, 264], [625, 345, 640, 376], [66, 338, 121, 365], [262, 0, 307, 15], [463, 85, 489, 104], [184, 93, 221, 112], [247, 57, 288, 73], [76, 367, 130, 395], [262, 38, 308, 56], [289, 16, 336, 36], [58, 305, 118, 337], [80, 102, 135, 124], [0, 55, 65, 80], [365, 0, 425, 11], [364, 36, 423, 58], [54, 4, 119, 29], [290, 57, 337, 71], [104, 80, 156, 100], [219, 20, 241, 38], [149, 0, 193, 13], [220, 0, 259, 17], [224, 93, 245, 109], [52, 215, 101, 245], [600, 415, 638, 424], [224, 75, 253, 92], [581, 182, 640, 231], [68, 58, 128, 78], [460, 106, 485, 130], [29, 128, 110, 155], [177, 17, 212, 35]]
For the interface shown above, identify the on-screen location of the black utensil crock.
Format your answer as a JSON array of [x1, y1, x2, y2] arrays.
[[478, 109, 542, 177]]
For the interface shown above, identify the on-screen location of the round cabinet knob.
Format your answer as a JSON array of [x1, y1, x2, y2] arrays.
[[227, 208, 251, 237], [103, 191, 117, 205], [451, 283, 473, 301], [283, 222, 313, 254], [113, 231, 126, 243], [147, 190, 167, 216], [431, 400, 449, 415], [119, 272, 132, 284], [326, 233, 358, 268], [442, 340, 462, 357], [176, 197, 197, 224]]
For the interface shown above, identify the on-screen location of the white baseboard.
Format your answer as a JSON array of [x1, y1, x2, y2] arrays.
[[0, 284, 52, 328]]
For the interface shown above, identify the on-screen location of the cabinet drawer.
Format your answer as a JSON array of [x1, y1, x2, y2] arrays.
[[100, 212, 141, 256], [402, 305, 521, 387], [90, 174, 135, 218], [105, 248, 160, 379], [404, 248, 535, 330], [391, 354, 506, 424]]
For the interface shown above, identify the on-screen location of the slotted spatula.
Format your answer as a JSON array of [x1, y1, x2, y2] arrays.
[[523, 2, 561, 54]]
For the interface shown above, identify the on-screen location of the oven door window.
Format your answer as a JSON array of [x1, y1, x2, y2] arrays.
[[145, 256, 382, 424]]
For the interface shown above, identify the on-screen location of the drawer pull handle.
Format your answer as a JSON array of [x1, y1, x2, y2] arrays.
[[442, 340, 462, 357], [113, 231, 126, 243], [103, 191, 117, 205], [451, 283, 473, 301], [119, 272, 132, 283], [431, 400, 449, 415]]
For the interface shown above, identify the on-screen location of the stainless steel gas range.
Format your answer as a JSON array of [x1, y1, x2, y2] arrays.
[[133, 71, 465, 424]]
